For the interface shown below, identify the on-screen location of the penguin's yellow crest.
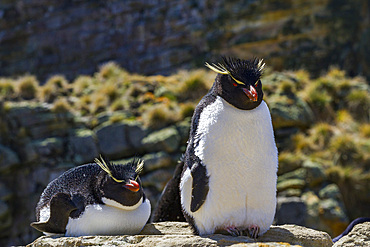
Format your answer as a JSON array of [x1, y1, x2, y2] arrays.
[[205, 58, 265, 86], [95, 155, 124, 183], [95, 155, 144, 183]]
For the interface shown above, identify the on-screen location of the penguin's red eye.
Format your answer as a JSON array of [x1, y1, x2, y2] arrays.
[[233, 83, 237, 87]]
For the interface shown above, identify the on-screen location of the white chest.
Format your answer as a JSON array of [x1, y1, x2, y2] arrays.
[[65, 198, 151, 236], [181, 97, 278, 235], [195, 97, 277, 178]]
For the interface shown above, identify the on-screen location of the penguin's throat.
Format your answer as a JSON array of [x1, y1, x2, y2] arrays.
[[102, 197, 142, 211]]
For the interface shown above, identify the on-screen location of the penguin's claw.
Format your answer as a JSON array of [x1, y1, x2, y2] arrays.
[[226, 226, 242, 237], [248, 225, 260, 239]]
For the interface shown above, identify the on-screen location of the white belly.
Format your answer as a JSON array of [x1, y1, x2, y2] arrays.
[[65, 198, 151, 236], [181, 97, 278, 235]]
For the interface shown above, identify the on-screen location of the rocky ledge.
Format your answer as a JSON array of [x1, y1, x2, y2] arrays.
[[28, 222, 334, 247]]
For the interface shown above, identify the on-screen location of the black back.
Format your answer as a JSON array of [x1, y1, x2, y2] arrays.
[[35, 164, 103, 221], [151, 160, 186, 222]]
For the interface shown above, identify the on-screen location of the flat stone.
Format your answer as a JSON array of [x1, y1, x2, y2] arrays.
[[0, 200, 12, 232], [126, 121, 148, 151], [268, 94, 314, 129], [276, 197, 306, 226], [319, 183, 343, 200], [96, 123, 132, 159], [141, 152, 174, 172], [32, 138, 64, 157], [142, 126, 180, 153], [69, 129, 99, 164], [27, 222, 333, 247], [302, 160, 327, 187], [0, 144, 20, 172], [141, 169, 174, 192], [277, 178, 305, 192], [96, 122, 147, 159]]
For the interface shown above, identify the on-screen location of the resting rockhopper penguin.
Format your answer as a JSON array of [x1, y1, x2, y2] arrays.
[[153, 57, 278, 238], [31, 157, 151, 236]]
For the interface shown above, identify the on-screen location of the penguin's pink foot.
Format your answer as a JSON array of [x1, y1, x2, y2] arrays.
[[225, 226, 242, 236], [248, 225, 260, 239]]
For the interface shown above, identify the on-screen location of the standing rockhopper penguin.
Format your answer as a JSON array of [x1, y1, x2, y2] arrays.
[[31, 157, 151, 236], [153, 57, 278, 238]]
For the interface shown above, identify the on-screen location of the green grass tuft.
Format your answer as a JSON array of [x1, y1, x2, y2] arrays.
[[142, 103, 179, 129], [16, 75, 39, 100], [0, 79, 15, 99]]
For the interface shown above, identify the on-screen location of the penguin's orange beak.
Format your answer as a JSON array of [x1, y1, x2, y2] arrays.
[[124, 180, 140, 192], [242, 85, 258, 102]]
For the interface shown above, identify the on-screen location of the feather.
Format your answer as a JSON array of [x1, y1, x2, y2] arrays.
[[95, 155, 144, 183]]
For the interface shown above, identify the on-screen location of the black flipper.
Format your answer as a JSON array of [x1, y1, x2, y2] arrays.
[[31, 193, 77, 234], [190, 161, 209, 212], [151, 161, 186, 222], [69, 194, 86, 219]]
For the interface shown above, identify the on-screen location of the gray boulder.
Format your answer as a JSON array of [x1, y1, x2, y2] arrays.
[[0, 144, 20, 172], [96, 121, 147, 159], [69, 129, 99, 164], [141, 126, 181, 153], [275, 197, 306, 226]]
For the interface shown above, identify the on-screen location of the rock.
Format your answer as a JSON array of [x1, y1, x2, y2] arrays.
[[277, 168, 306, 192], [32, 138, 64, 157], [141, 169, 174, 192], [5, 102, 52, 129], [0, 182, 11, 201], [278, 188, 302, 198], [140, 221, 193, 235], [0, 144, 20, 172], [19, 138, 64, 164], [301, 191, 323, 230], [277, 160, 327, 192], [301, 189, 349, 237], [175, 118, 191, 145], [96, 123, 130, 159], [278, 168, 306, 181], [267, 94, 314, 129], [319, 183, 342, 200], [333, 222, 370, 247], [5, 102, 75, 139], [274, 127, 300, 150], [0, 200, 12, 234], [28, 222, 333, 247], [319, 198, 349, 237], [126, 122, 148, 150], [302, 160, 327, 187], [96, 122, 147, 159], [277, 179, 305, 192], [20, 141, 39, 163], [69, 129, 99, 164], [275, 197, 306, 226], [141, 152, 174, 172], [142, 126, 181, 153], [277, 152, 303, 175]]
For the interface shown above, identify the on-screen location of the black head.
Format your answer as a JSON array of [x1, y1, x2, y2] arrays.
[[206, 57, 265, 110], [95, 157, 145, 209]]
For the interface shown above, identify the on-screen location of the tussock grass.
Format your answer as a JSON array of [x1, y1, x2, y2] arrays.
[[0, 79, 15, 99], [16, 75, 38, 100], [142, 103, 179, 129]]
